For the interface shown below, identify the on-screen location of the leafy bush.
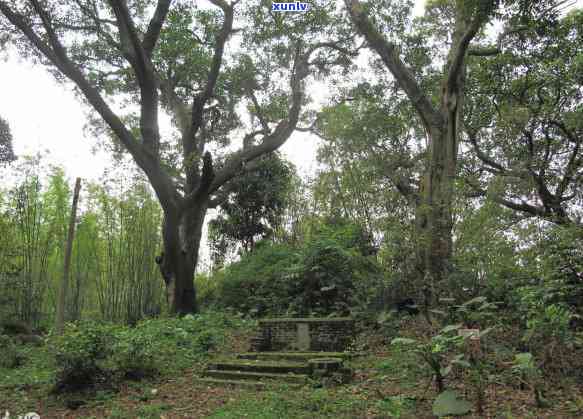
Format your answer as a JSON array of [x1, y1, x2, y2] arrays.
[[0, 334, 24, 369], [518, 286, 573, 336], [112, 328, 157, 380], [49, 312, 244, 393], [538, 225, 583, 308], [195, 272, 220, 308], [51, 321, 117, 393], [524, 303, 572, 344], [214, 241, 298, 315], [518, 287, 576, 371], [287, 237, 361, 315], [515, 224, 583, 324], [511, 352, 549, 408], [214, 218, 382, 316], [0, 319, 33, 335]]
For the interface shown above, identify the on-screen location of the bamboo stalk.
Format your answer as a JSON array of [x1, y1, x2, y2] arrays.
[[55, 177, 81, 335]]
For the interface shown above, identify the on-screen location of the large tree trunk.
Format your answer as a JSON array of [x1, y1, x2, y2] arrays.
[[422, 126, 456, 303], [156, 199, 208, 315], [421, 5, 469, 306]]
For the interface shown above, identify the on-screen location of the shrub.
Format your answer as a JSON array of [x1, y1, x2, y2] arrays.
[[0, 319, 33, 335], [0, 334, 24, 369], [195, 272, 220, 308], [49, 312, 247, 394], [51, 321, 117, 393], [392, 324, 469, 393], [214, 218, 383, 317], [217, 241, 298, 316], [511, 352, 549, 408], [112, 328, 157, 380]]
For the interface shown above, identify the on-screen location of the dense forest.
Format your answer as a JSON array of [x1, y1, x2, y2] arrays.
[[0, 0, 582, 417]]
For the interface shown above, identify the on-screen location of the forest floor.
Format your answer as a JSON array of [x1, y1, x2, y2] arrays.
[[1, 317, 583, 418]]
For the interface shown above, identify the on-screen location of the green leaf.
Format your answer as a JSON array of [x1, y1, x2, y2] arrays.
[[439, 298, 456, 304], [451, 359, 471, 369], [432, 390, 473, 416]]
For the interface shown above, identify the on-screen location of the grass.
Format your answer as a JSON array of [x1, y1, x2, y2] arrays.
[[208, 386, 370, 419], [0, 344, 54, 389]]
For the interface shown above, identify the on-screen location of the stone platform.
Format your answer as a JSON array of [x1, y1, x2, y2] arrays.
[[198, 317, 359, 388]]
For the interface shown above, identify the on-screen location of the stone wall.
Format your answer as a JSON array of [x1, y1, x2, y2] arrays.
[[252, 318, 355, 352]]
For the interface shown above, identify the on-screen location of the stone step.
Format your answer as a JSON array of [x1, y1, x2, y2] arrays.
[[237, 351, 357, 362], [196, 378, 267, 389], [210, 360, 310, 375], [204, 369, 308, 384]]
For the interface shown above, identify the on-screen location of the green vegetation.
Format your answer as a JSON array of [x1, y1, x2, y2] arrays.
[[207, 217, 382, 316], [0, 0, 582, 417]]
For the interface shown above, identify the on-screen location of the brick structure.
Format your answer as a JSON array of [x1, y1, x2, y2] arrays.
[[250, 317, 355, 352]]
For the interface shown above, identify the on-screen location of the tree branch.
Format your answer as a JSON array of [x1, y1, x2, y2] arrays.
[[307, 40, 359, 57], [157, 73, 190, 134], [184, 0, 234, 189], [0, 2, 64, 70], [466, 130, 505, 173], [72, 0, 121, 51], [142, 0, 172, 56], [344, 0, 442, 132], [0, 1, 179, 211], [194, 46, 310, 202], [468, 46, 500, 56], [466, 178, 546, 217], [550, 120, 581, 198], [249, 91, 270, 133], [446, 3, 493, 92], [106, 0, 160, 153], [468, 22, 532, 56]]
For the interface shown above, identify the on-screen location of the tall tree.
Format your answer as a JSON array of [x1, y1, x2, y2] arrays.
[[344, 0, 498, 308], [0, 0, 353, 314], [0, 116, 16, 164], [208, 153, 294, 267]]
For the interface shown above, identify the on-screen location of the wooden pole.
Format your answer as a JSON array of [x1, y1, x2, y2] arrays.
[[55, 177, 82, 335]]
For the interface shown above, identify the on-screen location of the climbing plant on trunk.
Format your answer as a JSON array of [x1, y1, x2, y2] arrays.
[[0, 0, 354, 314]]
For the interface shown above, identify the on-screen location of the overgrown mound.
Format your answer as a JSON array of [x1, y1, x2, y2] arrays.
[[206, 218, 383, 316]]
